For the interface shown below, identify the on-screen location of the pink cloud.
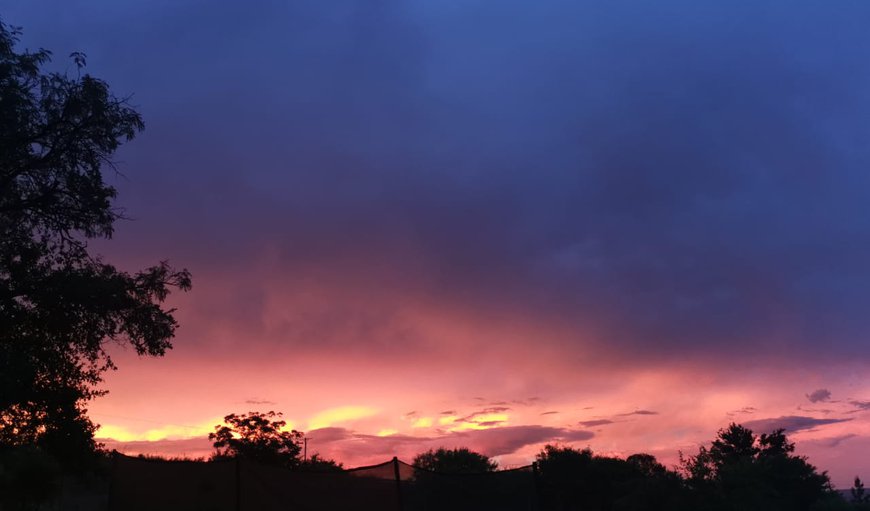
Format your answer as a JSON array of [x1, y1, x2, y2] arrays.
[[100, 437, 213, 459], [102, 425, 594, 467]]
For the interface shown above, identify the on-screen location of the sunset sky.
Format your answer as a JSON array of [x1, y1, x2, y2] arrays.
[[6, 1, 870, 487]]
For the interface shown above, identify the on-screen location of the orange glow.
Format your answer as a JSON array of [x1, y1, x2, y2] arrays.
[[306, 406, 378, 430], [448, 413, 509, 431], [412, 417, 433, 428], [96, 417, 222, 442]]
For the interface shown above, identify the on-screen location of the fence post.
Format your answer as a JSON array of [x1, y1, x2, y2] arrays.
[[392, 456, 405, 511]]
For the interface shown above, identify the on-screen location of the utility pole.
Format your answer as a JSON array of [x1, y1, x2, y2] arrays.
[[303, 436, 308, 462]]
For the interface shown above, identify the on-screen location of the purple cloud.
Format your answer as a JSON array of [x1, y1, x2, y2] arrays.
[[806, 389, 832, 403], [476, 421, 506, 427], [742, 415, 851, 433], [457, 407, 512, 423], [307, 427, 354, 442], [815, 434, 857, 448], [7, 1, 870, 377], [309, 425, 594, 461], [451, 426, 594, 456], [99, 437, 212, 458], [578, 419, 615, 427]]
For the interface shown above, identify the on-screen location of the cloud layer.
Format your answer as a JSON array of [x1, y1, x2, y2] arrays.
[[101, 424, 595, 467], [742, 416, 852, 434], [8, 0, 870, 365]]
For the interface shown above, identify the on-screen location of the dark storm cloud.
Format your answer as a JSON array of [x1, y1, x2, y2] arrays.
[[9, 1, 870, 361], [743, 415, 851, 433]]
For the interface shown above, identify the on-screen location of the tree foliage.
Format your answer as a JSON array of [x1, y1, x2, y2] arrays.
[[0, 20, 190, 467], [0, 444, 62, 510], [209, 411, 303, 468], [855, 477, 867, 502], [535, 445, 684, 511], [299, 453, 344, 473], [413, 447, 497, 474], [681, 423, 833, 511]]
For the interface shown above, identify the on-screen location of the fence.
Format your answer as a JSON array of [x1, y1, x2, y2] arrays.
[[109, 453, 541, 511]]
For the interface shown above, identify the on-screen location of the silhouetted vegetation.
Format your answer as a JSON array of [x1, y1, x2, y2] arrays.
[[5, 418, 859, 510], [0, 17, 190, 478], [135, 453, 207, 462], [413, 446, 498, 474], [852, 477, 870, 510], [526, 424, 861, 511], [298, 453, 345, 472], [208, 410, 344, 472], [680, 423, 832, 511], [209, 411, 303, 468], [535, 444, 686, 510], [408, 447, 523, 511], [0, 445, 61, 510]]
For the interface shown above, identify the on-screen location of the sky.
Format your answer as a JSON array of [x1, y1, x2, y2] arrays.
[[5, 0, 870, 486]]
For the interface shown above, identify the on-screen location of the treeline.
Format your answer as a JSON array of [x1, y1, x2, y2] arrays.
[[529, 425, 865, 511], [410, 425, 868, 511], [3, 411, 870, 510], [201, 414, 869, 511]]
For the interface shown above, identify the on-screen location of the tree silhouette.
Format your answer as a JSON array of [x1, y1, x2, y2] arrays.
[[410, 447, 499, 511], [710, 422, 758, 466], [626, 453, 668, 478], [413, 447, 497, 474], [209, 411, 303, 468], [853, 477, 870, 505], [0, 20, 190, 468], [299, 453, 344, 472], [682, 423, 832, 511], [0, 444, 61, 510], [535, 444, 593, 485], [535, 445, 686, 511]]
